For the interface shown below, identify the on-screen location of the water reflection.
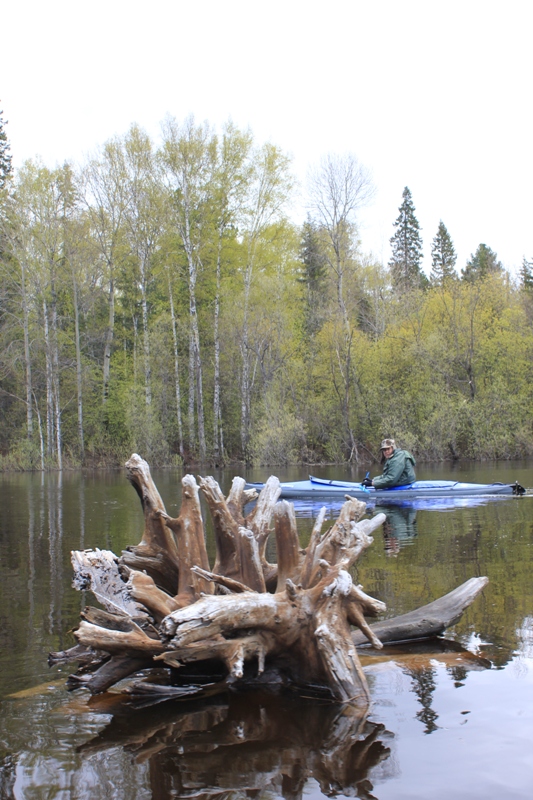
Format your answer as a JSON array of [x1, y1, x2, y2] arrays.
[[48, 472, 64, 637], [0, 637, 497, 800], [406, 667, 439, 734], [78, 690, 392, 800], [277, 494, 514, 557], [1, 465, 533, 799], [378, 505, 418, 555]]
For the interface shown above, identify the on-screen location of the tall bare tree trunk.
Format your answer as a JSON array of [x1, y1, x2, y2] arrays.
[[168, 278, 184, 458], [188, 330, 196, 451], [140, 262, 151, 406], [132, 315, 139, 416], [32, 391, 45, 471], [185, 241, 206, 461], [72, 277, 84, 459], [42, 299, 54, 459], [240, 261, 253, 461], [50, 285, 62, 470], [102, 276, 114, 404], [193, 322, 206, 461], [20, 262, 33, 439], [213, 233, 223, 461]]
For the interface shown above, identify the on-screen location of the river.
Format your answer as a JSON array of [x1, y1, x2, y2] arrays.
[[0, 460, 532, 799]]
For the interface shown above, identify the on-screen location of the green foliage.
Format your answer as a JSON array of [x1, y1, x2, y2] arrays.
[[519, 257, 533, 292], [430, 220, 457, 284], [251, 409, 306, 466], [298, 216, 328, 337], [0, 104, 12, 191], [462, 243, 503, 282], [0, 121, 532, 469], [389, 187, 425, 291]]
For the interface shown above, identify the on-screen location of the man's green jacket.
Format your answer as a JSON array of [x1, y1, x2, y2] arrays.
[[372, 449, 416, 489]]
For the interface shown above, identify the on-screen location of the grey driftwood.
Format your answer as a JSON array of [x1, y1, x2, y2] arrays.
[[50, 454, 488, 707]]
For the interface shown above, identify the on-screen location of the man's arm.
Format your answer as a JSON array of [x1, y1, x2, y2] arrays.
[[372, 452, 406, 489]]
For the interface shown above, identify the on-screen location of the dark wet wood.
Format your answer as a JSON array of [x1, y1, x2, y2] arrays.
[[66, 654, 153, 694], [76, 690, 388, 800]]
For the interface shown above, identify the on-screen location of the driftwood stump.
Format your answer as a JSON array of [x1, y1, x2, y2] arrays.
[[51, 454, 488, 707]]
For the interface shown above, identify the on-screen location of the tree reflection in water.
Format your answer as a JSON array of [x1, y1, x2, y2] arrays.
[[79, 690, 393, 800], [405, 666, 439, 734]]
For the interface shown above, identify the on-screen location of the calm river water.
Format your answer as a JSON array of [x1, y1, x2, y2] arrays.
[[1, 460, 533, 799]]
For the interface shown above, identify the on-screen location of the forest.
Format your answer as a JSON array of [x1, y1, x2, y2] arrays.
[[1, 111, 533, 470]]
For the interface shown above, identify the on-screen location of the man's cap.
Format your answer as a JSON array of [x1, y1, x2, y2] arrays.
[[380, 438, 396, 450]]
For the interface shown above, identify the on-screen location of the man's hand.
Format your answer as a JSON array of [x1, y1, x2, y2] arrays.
[[361, 477, 373, 487]]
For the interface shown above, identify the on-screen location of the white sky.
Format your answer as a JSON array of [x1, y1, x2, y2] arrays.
[[3, 0, 532, 275]]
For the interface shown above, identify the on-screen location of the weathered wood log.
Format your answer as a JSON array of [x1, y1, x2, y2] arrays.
[[71, 548, 149, 619], [352, 576, 489, 647], [58, 455, 489, 705], [126, 570, 180, 622], [48, 643, 105, 668], [158, 519, 386, 705], [161, 474, 213, 604], [198, 474, 281, 591], [121, 456, 215, 604], [66, 654, 153, 694], [120, 454, 181, 593], [273, 501, 302, 592]]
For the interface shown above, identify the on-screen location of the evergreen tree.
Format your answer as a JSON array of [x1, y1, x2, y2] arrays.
[[0, 104, 12, 191], [430, 220, 457, 284], [462, 243, 502, 282], [389, 186, 424, 290], [298, 216, 328, 336], [519, 257, 533, 293]]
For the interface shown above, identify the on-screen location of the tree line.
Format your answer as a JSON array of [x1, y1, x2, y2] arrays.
[[1, 107, 532, 470]]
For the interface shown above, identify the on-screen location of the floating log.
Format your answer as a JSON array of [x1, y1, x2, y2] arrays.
[[56, 454, 488, 707]]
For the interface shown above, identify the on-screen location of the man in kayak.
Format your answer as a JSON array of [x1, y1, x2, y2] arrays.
[[361, 438, 416, 488]]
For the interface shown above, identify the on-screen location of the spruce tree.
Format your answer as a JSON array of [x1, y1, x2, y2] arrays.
[[388, 186, 424, 290], [519, 257, 533, 293], [430, 220, 457, 284], [0, 104, 12, 191], [462, 243, 502, 282], [298, 216, 328, 336]]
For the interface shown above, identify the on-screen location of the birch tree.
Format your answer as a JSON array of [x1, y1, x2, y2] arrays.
[[307, 153, 374, 460], [238, 142, 292, 461], [160, 116, 217, 461], [13, 162, 66, 467], [82, 138, 129, 405], [166, 267, 184, 457], [123, 125, 164, 409], [57, 163, 86, 459], [1, 185, 36, 446], [211, 123, 253, 461]]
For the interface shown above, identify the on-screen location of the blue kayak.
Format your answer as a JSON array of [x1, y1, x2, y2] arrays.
[[245, 475, 525, 500]]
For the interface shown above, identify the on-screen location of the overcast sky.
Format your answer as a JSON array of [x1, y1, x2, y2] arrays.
[[3, 0, 532, 274]]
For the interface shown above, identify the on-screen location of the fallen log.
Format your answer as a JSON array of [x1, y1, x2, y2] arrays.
[[56, 454, 488, 707], [352, 576, 489, 646]]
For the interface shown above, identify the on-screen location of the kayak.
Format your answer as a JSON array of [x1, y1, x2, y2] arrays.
[[245, 475, 526, 500]]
